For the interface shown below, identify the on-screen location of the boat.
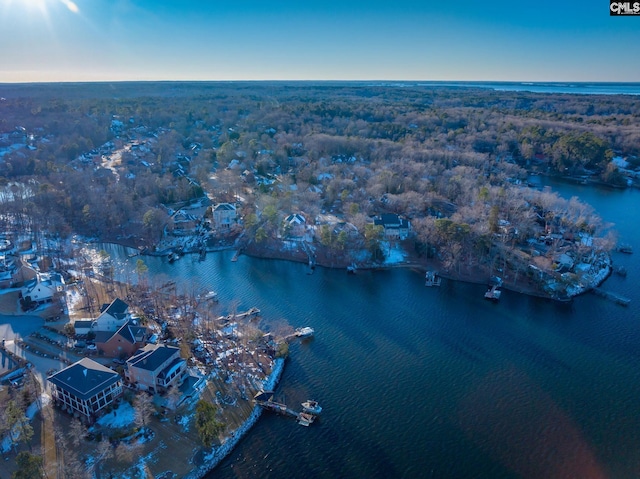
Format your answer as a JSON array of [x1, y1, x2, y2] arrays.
[[484, 285, 501, 301], [617, 244, 633, 254], [347, 263, 357, 274], [297, 412, 316, 426], [425, 271, 442, 287], [167, 251, 182, 263], [295, 327, 315, 338], [202, 291, 218, 302], [301, 400, 322, 415]]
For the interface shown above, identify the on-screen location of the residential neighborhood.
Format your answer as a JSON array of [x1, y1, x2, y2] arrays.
[[1, 81, 638, 478]]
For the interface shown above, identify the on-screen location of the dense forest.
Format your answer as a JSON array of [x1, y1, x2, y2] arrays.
[[1, 82, 639, 297]]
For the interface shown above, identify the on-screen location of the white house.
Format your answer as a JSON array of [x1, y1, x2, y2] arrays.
[[93, 298, 132, 332], [21, 273, 64, 307]]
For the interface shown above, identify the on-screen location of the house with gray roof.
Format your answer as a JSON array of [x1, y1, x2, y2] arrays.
[[125, 344, 186, 393], [283, 213, 307, 238], [93, 298, 131, 332], [48, 358, 123, 424], [373, 214, 411, 240]]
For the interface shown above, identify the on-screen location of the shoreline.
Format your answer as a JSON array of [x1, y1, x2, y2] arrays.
[[95, 238, 610, 302], [185, 357, 286, 479]]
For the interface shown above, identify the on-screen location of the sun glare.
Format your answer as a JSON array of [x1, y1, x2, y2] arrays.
[[60, 0, 78, 13], [3, 0, 79, 14]]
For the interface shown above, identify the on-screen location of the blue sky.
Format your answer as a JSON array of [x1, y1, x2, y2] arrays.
[[0, 0, 638, 82]]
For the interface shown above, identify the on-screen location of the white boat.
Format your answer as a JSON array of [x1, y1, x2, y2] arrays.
[[202, 291, 218, 302], [295, 327, 315, 338], [301, 400, 322, 415]]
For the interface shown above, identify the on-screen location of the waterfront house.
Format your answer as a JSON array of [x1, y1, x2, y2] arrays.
[[212, 203, 238, 230], [94, 320, 147, 359], [284, 213, 307, 238], [93, 298, 132, 333], [125, 344, 186, 393], [48, 358, 123, 424], [20, 272, 64, 309], [172, 210, 199, 236], [373, 214, 411, 240]]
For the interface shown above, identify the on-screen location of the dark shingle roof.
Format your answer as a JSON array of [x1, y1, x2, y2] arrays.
[[47, 358, 121, 401], [100, 298, 129, 319], [95, 320, 147, 346], [214, 203, 235, 211], [74, 320, 94, 329], [157, 358, 186, 379], [374, 214, 409, 230], [127, 344, 180, 372]]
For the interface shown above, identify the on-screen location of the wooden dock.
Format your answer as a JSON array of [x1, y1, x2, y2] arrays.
[[484, 285, 502, 301], [216, 307, 261, 322], [592, 288, 631, 306], [256, 400, 298, 418], [254, 390, 321, 426]]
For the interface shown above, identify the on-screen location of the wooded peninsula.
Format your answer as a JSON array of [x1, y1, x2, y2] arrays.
[[2, 82, 639, 299]]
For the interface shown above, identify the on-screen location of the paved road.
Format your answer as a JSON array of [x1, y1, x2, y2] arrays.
[[0, 314, 65, 386]]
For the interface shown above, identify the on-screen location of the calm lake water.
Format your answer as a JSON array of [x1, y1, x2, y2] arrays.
[[84, 181, 640, 478]]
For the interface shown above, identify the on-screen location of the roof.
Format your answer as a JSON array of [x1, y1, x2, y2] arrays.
[[96, 320, 147, 345], [374, 214, 409, 230], [100, 298, 129, 319], [47, 358, 121, 401], [285, 213, 305, 225], [214, 203, 236, 211], [157, 358, 186, 379], [74, 320, 94, 329], [127, 344, 181, 372]]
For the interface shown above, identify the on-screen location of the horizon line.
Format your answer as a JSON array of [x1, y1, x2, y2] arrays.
[[2, 79, 640, 86]]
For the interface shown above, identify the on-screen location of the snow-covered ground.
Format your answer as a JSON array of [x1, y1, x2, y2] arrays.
[[383, 242, 407, 265], [94, 401, 135, 429]]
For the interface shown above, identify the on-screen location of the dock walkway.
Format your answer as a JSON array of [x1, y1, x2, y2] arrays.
[[592, 288, 631, 306]]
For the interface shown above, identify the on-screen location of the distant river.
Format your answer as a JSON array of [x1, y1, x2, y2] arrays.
[[89, 180, 640, 478], [414, 82, 640, 96]]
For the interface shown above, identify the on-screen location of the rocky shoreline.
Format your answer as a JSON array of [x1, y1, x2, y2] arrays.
[[185, 357, 286, 479]]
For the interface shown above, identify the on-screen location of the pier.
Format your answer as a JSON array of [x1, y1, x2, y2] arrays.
[[484, 285, 502, 301], [216, 307, 261, 322], [254, 391, 321, 426], [592, 288, 631, 306], [281, 327, 315, 342]]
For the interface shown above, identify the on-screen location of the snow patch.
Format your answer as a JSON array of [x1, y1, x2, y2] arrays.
[[95, 401, 135, 429]]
